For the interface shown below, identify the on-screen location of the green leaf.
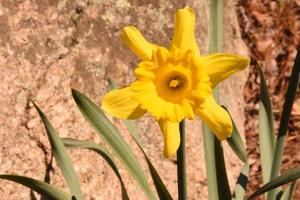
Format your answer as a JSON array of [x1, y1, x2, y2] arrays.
[[209, 0, 223, 53], [124, 120, 172, 200], [33, 103, 83, 200], [123, 119, 143, 147], [232, 163, 249, 200], [205, 0, 230, 198], [267, 46, 300, 200], [247, 167, 300, 199], [108, 78, 172, 200], [107, 79, 143, 147], [224, 107, 247, 163], [280, 181, 296, 200], [0, 175, 72, 200], [108, 78, 117, 90], [62, 138, 129, 200], [71, 89, 156, 200], [258, 65, 276, 185], [203, 125, 231, 200]]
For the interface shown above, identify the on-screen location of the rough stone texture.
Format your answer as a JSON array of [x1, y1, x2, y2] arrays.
[[0, 0, 249, 199]]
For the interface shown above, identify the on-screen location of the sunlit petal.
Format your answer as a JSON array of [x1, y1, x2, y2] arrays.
[[158, 120, 180, 158], [102, 86, 146, 119], [199, 53, 250, 87], [121, 26, 159, 60], [171, 8, 200, 55], [197, 96, 232, 140]]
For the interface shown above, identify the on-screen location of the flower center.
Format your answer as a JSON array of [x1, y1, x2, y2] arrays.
[[168, 78, 183, 89], [154, 68, 191, 103]]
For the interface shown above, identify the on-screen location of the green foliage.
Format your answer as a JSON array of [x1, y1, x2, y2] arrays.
[[225, 107, 247, 163], [267, 46, 300, 200], [258, 65, 276, 186], [108, 79, 173, 200], [247, 168, 300, 199], [72, 89, 156, 200], [33, 103, 83, 200], [204, 1, 231, 200], [280, 181, 296, 200], [232, 163, 249, 200], [203, 125, 231, 200], [0, 175, 72, 200], [62, 138, 130, 200], [1, 2, 299, 199]]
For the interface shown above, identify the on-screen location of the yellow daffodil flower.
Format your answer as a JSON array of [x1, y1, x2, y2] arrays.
[[102, 7, 250, 158]]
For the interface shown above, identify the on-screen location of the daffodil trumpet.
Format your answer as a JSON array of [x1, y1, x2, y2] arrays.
[[102, 7, 250, 158]]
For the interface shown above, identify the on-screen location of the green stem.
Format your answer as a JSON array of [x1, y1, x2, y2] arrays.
[[177, 120, 187, 200]]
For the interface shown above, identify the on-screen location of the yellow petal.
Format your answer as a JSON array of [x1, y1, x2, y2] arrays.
[[158, 120, 180, 158], [134, 67, 156, 81], [196, 96, 232, 140], [101, 86, 146, 119], [121, 26, 159, 61], [200, 53, 250, 87], [153, 47, 170, 66], [182, 99, 195, 119], [171, 8, 200, 55]]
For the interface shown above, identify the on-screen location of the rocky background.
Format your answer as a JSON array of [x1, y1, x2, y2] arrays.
[[0, 0, 258, 199]]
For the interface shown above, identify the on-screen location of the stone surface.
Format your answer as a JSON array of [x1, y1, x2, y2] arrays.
[[0, 0, 249, 199]]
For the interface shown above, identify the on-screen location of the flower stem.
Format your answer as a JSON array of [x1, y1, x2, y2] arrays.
[[184, 0, 189, 7], [177, 120, 187, 200]]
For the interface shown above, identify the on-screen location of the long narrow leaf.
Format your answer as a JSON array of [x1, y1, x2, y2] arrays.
[[268, 46, 300, 200], [0, 175, 72, 200], [33, 103, 83, 200], [108, 79, 172, 200], [107, 79, 144, 147], [71, 89, 156, 200], [61, 138, 129, 200], [232, 163, 249, 200], [280, 181, 296, 200], [203, 126, 231, 200], [224, 107, 247, 163], [258, 65, 276, 185], [209, 0, 223, 53], [247, 167, 300, 199], [123, 119, 172, 200], [204, 0, 230, 199], [202, 125, 219, 200]]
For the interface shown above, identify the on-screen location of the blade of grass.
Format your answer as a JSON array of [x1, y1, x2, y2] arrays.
[[62, 138, 129, 200], [107, 79, 173, 200], [267, 46, 300, 200], [280, 181, 297, 200], [258, 65, 276, 186], [247, 167, 300, 199], [33, 103, 83, 200], [232, 163, 249, 200], [224, 107, 247, 163], [0, 175, 72, 200], [72, 89, 156, 200]]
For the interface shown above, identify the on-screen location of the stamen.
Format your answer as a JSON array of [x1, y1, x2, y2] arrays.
[[169, 79, 182, 88]]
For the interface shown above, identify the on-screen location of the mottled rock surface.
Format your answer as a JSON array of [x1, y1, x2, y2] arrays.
[[0, 0, 248, 199]]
